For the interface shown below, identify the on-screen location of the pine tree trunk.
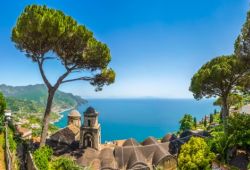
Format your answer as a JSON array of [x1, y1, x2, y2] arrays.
[[40, 89, 56, 147], [221, 96, 229, 135]]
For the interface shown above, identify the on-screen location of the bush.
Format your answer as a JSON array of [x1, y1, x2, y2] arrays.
[[207, 131, 228, 162], [49, 156, 83, 170], [33, 146, 53, 170], [0, 93, 6, 132], [7, 127, 17, 152], [227, 113, 250, 149], [178, 137, 215, 170]]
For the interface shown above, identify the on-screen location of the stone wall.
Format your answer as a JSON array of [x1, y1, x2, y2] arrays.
[[27, 151, 38, 170], [5, 124, 12, 170]]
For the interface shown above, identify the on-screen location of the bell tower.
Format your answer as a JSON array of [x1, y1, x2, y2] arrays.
[[79, 107, 101, 150]]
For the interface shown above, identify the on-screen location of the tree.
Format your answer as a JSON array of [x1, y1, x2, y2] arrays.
[[0, 92, 6, 116], [235, 11, 250, 62], [12, 5, 115, 146], [189, 55, 249, 133], [203, 117, 207, 128], [209, 114, 213, 124], [193, 117, 197, 129], [179, 114, 193, 132], [0, 92, 6, 132], [178, 137, 215, 170]]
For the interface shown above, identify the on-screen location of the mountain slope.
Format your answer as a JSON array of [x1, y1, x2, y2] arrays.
[[0, 84, 86, 113]]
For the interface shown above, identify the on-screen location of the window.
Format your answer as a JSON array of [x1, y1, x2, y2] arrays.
[[88, 120, 91, 126]]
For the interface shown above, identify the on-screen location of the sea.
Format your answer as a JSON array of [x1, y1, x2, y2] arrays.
[[54, 99, 219, 143]]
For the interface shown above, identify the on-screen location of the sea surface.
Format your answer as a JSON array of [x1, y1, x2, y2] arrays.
[[54, 99, 219, 143]]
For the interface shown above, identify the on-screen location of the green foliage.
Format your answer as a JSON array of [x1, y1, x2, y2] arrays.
[[190, 55, 248, 100], [204, 118, 207, 128], [179, 114, 194, 132], [11, 5, 115, 91], [209, 114, 213, 124], [178, 137, 215, 170], [207, 130, 228, 162], [6, 97, 44, 113], [0, 92, 6, 116], [0, 93, 6, 132], [227, 113, 250, 149], [12, 5, 115, 146], [33, 146, 53, 170], [0, 84, 86, 113], [49, 157, 83, 170], [193, 117, 197, 128], [7, 127, 17, 152], [213, 94, 243, 110], [208, 114, 250, 163], [235, 10, 250, 61], [189, 55, 250, 133]]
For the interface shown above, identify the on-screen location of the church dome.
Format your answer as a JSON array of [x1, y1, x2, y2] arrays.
[[68, 109, 81, 117], [85, 106, 98, 116]]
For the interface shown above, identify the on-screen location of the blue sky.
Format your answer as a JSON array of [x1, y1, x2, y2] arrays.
[[0, 0, 249, 98]]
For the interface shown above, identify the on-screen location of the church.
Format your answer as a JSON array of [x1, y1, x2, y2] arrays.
[[50, 106, 101, 150], [49, 107, 178, 170]]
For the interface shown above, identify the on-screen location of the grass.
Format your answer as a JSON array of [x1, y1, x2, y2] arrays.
[[0, 132, 6, 170]]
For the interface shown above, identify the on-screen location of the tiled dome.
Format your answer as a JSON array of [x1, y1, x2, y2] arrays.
[[85, 106, 98, 116], [68, 109, 81, 117]]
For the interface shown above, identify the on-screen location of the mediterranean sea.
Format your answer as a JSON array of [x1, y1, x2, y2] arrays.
[[54, 99, 218, 143]]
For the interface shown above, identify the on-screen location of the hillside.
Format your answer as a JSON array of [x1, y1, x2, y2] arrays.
[[0, 84, 86, 113]]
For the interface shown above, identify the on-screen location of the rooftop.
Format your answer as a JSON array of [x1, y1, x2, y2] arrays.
[[85, 106, 98, 116], [68, 110, 81, 117]]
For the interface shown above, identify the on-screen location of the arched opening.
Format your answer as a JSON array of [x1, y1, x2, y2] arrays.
[[85, 137, 92, 147], [84, 133, 93, 148]]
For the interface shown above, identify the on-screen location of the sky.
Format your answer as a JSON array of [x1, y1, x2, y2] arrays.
[[0, 0, 249, 98]]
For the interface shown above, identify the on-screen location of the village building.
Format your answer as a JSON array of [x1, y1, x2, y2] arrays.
[[4, 110, 12, 121], [16, 126, 32, 140], [50, 109, 81, 145]]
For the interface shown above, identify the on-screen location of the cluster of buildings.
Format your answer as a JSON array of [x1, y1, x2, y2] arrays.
[[5, 106, 212, 170], [48, 107, 183, 170]]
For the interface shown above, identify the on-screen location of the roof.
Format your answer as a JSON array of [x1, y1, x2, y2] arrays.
[[16, 126, 32, 138], [114, 137, 175, 169], [122, 138, 139, 147], [68, 110, 81, 117], [161, 134, 177, 143], [49, 125, 80, 145], [77, 135, 177, 169], [85, 107, 98, 116]]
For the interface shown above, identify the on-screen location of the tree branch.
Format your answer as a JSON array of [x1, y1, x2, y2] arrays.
[[37, 57, 52, 89], [53, 65, 78, 89], [62, 76, 93, 84]]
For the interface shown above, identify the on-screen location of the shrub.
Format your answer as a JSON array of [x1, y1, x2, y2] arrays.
[[49, 156, 83, 170], [33, 146, 53, 170], [227, 113, 250, 149], [178, 137, 215, 170]]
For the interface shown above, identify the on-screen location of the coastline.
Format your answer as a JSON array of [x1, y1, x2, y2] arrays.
[[50, 107, 74, 124]]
